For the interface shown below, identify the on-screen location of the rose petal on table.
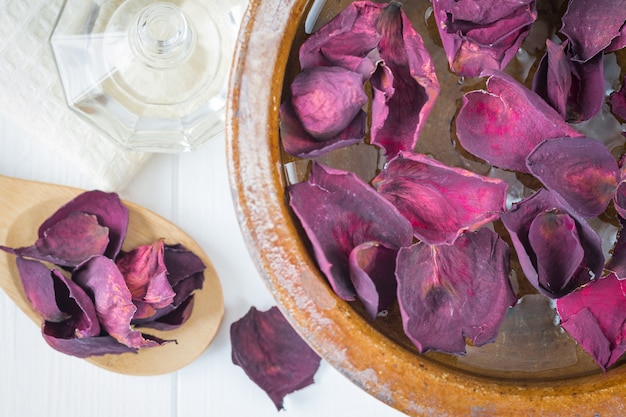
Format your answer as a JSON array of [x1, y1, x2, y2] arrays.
[[556, 273, 626, 370], [3, 212, 109, 268], [288, 162, 413, 301], [532, 39, 605, 122], [299, 0, 382, 80], [456, 72, 582, 172], [431, 0, 536, 77], [561, 0, 626, 63], [349, 241, 399, 319], [279, 99, 365, 158], [37, 190, 129, 259], [73, 255, 163, 349], [526, 137, 619, 218], [231, 306, 321, 411], [291, 66, 369, 140], [396, 228, 515, 355], [610, 76, 626, 122], [372, 152, 507, 245], [369, 2, 439, 157], [116, 239, 175, 320], [501, 189, 604, 298]]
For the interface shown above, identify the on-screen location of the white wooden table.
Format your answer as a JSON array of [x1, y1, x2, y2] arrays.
[[0, 115, 407, 416]]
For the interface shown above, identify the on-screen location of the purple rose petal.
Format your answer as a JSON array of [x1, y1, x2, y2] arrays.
[[456, 72, 582, 173], [133, 295, 195, 331], [432, 0, 537, 77], [279, 99, 365, 158], [299, 0, 382, 80], [501, 189, 604, 298], [606, 217, 626, 280], [373, 152, 507, 245], [532, 39, 605, 122], [526, 137, 619, 218], [73, 255, 164, 349], [610, 75, 626, 122], [37, 190, 129, 259], [396, 228, 516, 355], [614, 155, 626, 219], [556, 273, 626, 370], [348, 241, 399, 319], [291, 66, 369, 140], [4, 212, 109, 268], [288, 162, 413, 301], [116, 239, 175, 320], [231, 306, 321, 410], [561, 0, 626, 63], [369, 2, 440, 157]]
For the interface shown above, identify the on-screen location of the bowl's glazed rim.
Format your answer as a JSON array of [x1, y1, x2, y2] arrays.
[[225, 0, 626, 414]]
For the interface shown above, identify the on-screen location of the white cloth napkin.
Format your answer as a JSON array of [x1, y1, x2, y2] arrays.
[[0, 0, 151, 191]]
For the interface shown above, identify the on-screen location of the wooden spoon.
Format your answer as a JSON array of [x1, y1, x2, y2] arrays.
[[0, 175, 224, 375]]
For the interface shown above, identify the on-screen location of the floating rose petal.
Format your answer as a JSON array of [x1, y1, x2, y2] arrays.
[[116, 239, 175, 320], [1, 212, 108, 268], [288, 162, 413, 301], [526, 137, 619, 218], [396, 228, 515, 355], [279, 98, 365, 158], [610, 75, 626, 122], [456, 72, 582, 173], [349, 241, 398, 319], [291, 66, 368, 140], [501, 189, 604, 298], [231, 306, 321, 410], [556, 273, 626, 370], [37, 190, 128, 259], [532, 39, 605, 122], [369, 2, 440, 157], [372, 152, 507, 245], [299, 1, 381, 80], [431, 0, 537, 77], [561, 0, 626, 63], [73, 255, 165, 349]]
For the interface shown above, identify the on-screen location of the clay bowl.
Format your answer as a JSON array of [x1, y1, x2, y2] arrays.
[[226, 0, 626, 415]]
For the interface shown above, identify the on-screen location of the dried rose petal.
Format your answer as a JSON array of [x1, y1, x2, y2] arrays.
[[3, 212, 109, 267], [279, 99, 365, 158], [288, 162, 413, 301], [372, 152, 507, 245], [42, 334, 140, 358], [532, 39, 605, 122], [73, 255, 164, 349], [37, 190, 128, 259], [291, 66, 369, 140], [369, 2, 439, 157], [456, 72, 582, 173], [432, 0, 537, 77], [299, 1, 382, 80], [116, 239, 175, 320], [16, 257, 99, 336], [561, 0, 626, 63], [133, 295, 195, 331], [348, 241, 398, 319], [610, 76, 626, 122], [396, 228, 516, 354], [231, 306, 321, 410], [526, 137, 619, 218], [556, 273, 626, 370], [501, 189, 604, 298]]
